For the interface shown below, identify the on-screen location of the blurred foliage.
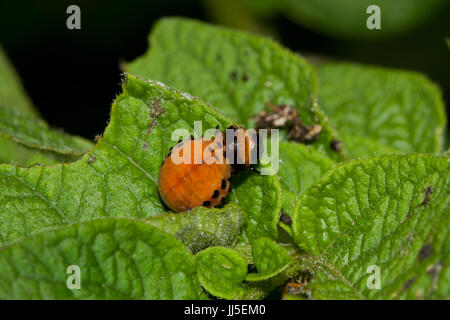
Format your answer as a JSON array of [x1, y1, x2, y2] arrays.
[[241, 0, 448, 40]]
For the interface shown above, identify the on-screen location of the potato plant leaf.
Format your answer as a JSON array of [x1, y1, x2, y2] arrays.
[[292, 154, 449, 299], [246, 237, 291, 281], [196, 246, 248, 299], [228, 171, 281, 241], [0, 218, 206, 299], [278, 141, 335, 215], [0, 46, 36, 117], [317, 63, 446, 158], [0, 46, 92, 164], [128, 17, 343, 160], [240, 243, 314, 299], [0, 74, 280, 247], [0, 107, 93, 161], [0, 47, 55, 165]]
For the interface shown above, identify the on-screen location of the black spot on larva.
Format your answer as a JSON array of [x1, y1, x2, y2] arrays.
[[242, 74, 249, 82], [403, 277, 416, 290], [280, 213, 292, 225], [230, 71, 238, 81], [202, 201, 211, 207], [418, 244, 433, 261], [221, 179, 227, 189], [330, 140, 342, 152], [212, 190, 219, 199]]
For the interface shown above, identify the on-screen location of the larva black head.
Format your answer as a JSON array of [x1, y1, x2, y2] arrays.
[[224, 125, 262, 172]]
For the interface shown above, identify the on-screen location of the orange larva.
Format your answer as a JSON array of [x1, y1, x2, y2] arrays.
[[158, 127, 258, 212]]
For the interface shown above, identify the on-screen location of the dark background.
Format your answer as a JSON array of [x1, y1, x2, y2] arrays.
[[0, 0, 449, 141]]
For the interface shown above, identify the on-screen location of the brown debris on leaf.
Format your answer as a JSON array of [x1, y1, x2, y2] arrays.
[[144, 99, 165, 149], [254, 102, 322, 144]]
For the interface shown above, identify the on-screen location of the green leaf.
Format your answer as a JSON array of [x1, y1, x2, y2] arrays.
[[128, 17, 343, 160], [278, 142, 336, 196], [245, 0, 447, 40], [0, 107, 93, 161], [274, 142, 336, 236], [246, 237, 291, 281], [228, 171, 281, 241], [0, 218, 205, 299], [144, 204, 245, 254], [317, 63, 446, 158], [0, 46, 36, 117], [0, 46, 91, 164], [0, 75, 230, 245], [337, 134, 400, 159], [239, 242, 314, 299], [0, 46, 56, 165], [0, 139, 55, 166], [0, 75, 277, 247], [292, 154, 449, 299], [196, 246, 247, 299], [278, 142, 335, 215]]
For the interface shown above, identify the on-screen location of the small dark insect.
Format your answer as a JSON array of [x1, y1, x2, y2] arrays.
[[330, 139, 342, 152], [280, 212, 292, 226], [254, 102, 322, 144], [230, 71, 238, 81], [419, 186, 433, 206], [418, 243, 433, 262], [403, 277, 416, 290]]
